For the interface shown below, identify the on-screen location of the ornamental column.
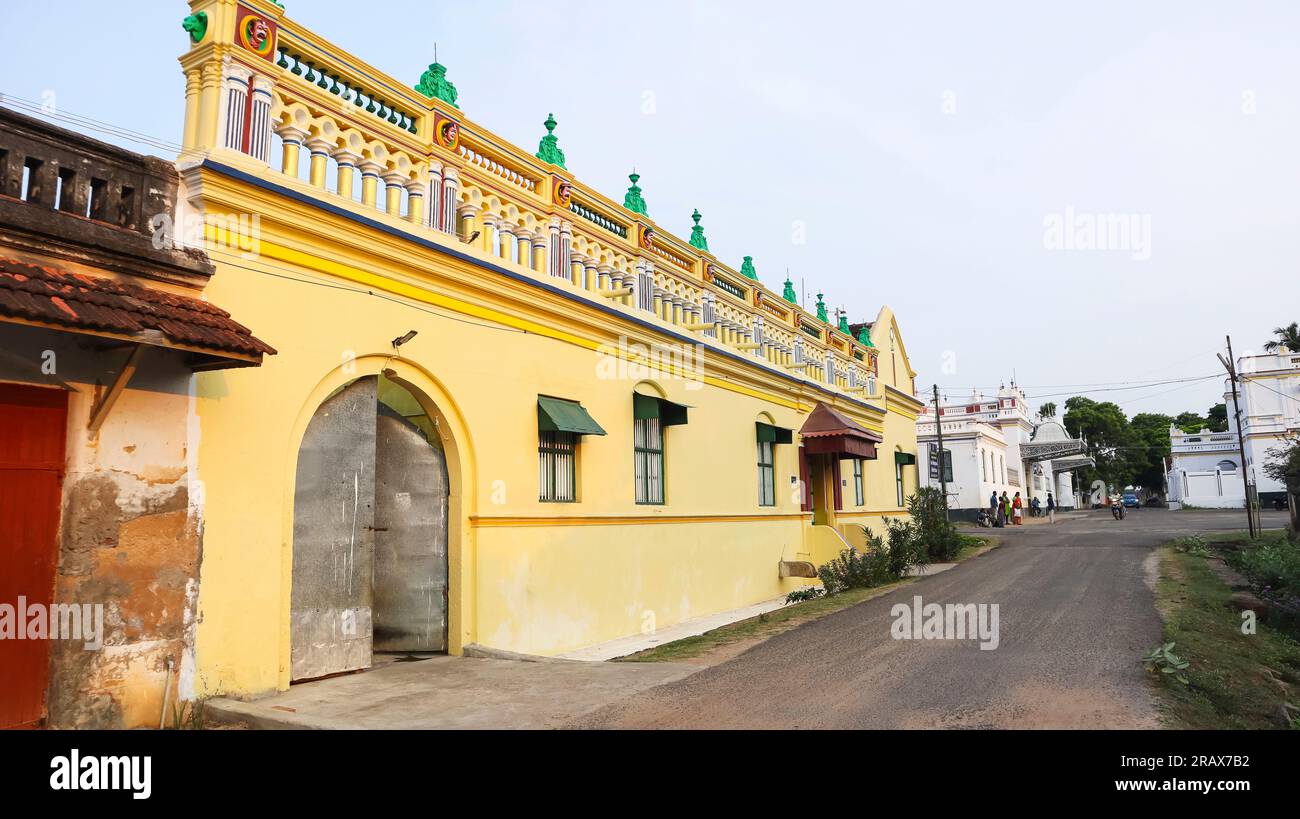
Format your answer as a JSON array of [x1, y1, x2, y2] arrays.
[[439, 169, 460, 234], [358, 159, 383, 208], [276, 125, 307, 178], [248, 74, 275, 162], [383, 172, 406, 217], [497, 223, 515, 261], [458, 203, 480, 243], [427, 163, 444, 230], [182, 69, 202, 151], [218, 62, 253, 152], [196, 61, 223, 152], [306, 137, 333, 189], [405, 180, 425, 224], [532, 232, 548, 273], [334, 149, 361, 199]]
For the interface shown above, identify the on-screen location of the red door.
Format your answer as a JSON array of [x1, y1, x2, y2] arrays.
[[0, 384, 68, 729]]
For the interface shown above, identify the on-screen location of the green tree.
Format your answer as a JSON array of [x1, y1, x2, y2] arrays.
[[1263, 321, 1300, 353], [1206, 403, 1228, 433], [1129, 413, 1174, 490], [1038, 401, 1057, 419], [1173, 411, 1207, 433], [1064, 397, 1135, 489]]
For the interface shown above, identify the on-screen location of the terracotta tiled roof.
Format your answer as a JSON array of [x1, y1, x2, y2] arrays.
[[0, 257, 275, 361], [800, 402, 883, 442]]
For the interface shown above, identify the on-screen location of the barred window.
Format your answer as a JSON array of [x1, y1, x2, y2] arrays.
[[896, 461, 906, 507], [853, 458, 864, 506], [538, 431, 577, 503], [757, 440, 775, 507], [634, 417, 664, 505]]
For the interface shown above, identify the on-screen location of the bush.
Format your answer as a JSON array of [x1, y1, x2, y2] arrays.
[[1172, 535, 1210, 556], [906, 487, 963, 562], [818, 530, 891, 594], [1229, 534, 1300, 599], [784, 587, 826, 604], [881, 516, 927, 577]]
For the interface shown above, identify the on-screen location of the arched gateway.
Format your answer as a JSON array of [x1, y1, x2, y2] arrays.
[[289, 375, 450, 681]]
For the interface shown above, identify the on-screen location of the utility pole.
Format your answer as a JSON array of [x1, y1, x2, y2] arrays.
[[933, 384, 950, 521], [1218, 336, 1256, 539]]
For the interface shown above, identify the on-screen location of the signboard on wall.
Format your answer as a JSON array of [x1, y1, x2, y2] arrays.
[[929, 444, 953, 483]]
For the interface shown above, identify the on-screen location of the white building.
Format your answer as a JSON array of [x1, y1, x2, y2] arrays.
[[917, 383, 1092, 519], [1165, 348, 1298, 508], [1166, 425, 1244, 509], [1238, 349, 1300, 505]]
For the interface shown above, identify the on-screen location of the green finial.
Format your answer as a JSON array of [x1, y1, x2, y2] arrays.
[[838, 312, 851, 334], [782, 276, 798, 304], [739, 256, 758, 281], [535, 113, 566, 169], [415, 62, 460, 109], [182, 11, 208, 43], [816, 293, 828, 323], [623, 171, 648, 215], [688, 209, 709, 251], [857, 323, 875, 348]]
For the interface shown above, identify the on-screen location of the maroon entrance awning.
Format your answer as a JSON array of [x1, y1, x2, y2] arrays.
[[799, 402, 882, 459]]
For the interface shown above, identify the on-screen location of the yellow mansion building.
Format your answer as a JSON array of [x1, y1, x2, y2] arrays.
[[177, 0, 923, 696]]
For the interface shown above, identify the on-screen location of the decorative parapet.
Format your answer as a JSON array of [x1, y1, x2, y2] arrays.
[[175, 0, 882, 394]]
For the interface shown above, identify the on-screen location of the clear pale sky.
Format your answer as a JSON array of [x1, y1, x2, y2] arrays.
[[1, 1, 1294, 417]]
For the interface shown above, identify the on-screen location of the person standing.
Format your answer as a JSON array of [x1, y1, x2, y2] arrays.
[[1047, 492, 1056, 524], [1012, 492, 1024, 525], [999, 491, 1010, 528], [989, 491, 999, 526]]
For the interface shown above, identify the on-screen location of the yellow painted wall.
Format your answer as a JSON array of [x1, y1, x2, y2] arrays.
[[186, 177, 921, 694], [175, 1, 923, 696]]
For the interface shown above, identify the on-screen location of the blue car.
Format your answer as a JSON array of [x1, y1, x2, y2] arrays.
[[1121, 493, 1141, 509]]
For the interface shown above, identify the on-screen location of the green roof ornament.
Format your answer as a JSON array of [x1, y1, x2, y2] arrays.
[[182, 12, 208, 43], [816, 293, 828, 323], [857, 323, 875, 348], [688, 209, 709, 251], [535, 113, 566, 169], [415, 62, 460, 109], [739, 256, 758, 281], [838, 312, 851, 334], [623, 172, 648, 215], [782, 276, 798, 304]]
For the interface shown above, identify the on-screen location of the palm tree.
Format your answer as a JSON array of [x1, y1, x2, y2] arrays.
[[1264, 322, 1300, 353]]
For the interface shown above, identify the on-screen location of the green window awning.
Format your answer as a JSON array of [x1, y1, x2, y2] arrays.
[[756, 422, 793, 445], [633, 392, 689, 426], [895, 452, 917, 466], [538, 396, 606, 436]]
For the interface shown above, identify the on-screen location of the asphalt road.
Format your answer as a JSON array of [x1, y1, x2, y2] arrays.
[[577, 509, 1286, 729]]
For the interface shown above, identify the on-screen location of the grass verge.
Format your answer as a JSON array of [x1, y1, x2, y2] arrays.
[[616, 535, 998, 664], [1151, 540, 1300, 729]]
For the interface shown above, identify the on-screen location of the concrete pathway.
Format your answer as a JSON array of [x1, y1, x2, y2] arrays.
[[206, 654, 696, 730]]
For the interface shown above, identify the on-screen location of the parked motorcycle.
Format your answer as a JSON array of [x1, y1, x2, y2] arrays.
[[975, 509, 994, 528]]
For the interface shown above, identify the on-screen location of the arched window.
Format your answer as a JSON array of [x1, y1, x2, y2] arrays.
[[1217, 459, 1238, 473]]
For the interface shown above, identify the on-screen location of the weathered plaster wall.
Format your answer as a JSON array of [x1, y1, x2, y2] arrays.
[[0, 325, 201, 729]]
